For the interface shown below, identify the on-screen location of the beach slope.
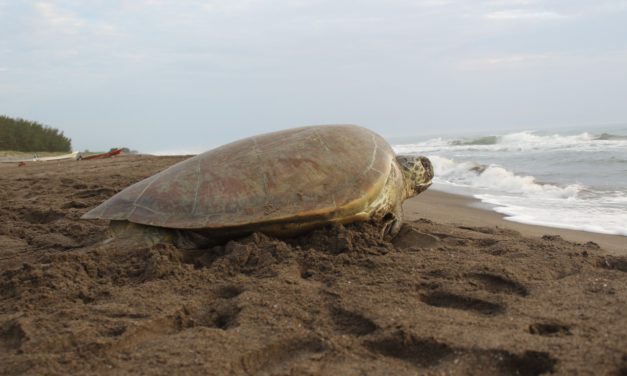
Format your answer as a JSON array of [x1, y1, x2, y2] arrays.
[[1, 155, 625, 375]]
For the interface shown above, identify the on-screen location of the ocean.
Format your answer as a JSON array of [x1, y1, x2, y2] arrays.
[[393, 124, 627, 236]]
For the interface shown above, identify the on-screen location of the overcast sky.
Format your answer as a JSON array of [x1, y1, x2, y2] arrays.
[[1, 0, 626, 153]]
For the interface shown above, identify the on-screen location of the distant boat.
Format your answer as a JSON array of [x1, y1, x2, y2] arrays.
[[36, 151, 80, 161], [79, 148, 123, 160], [0, 151, 79, 163]]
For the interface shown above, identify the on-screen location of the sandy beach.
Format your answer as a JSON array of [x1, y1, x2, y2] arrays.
[[1, 155, 626, 375]]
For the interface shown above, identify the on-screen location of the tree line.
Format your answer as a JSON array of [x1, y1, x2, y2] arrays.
[[0, 115, 72, 152]]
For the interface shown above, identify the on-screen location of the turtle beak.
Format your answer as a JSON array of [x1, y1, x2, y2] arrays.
[[420, 156, 434, 183], [413, 156, 433, 195]]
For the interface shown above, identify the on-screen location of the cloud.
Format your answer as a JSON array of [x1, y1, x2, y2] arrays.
[[415, 0, 453, 6], [33, 1, 118, 37], [457, 51, 627, 72], [484, 9, 568, 20], [34, 1, 86, 34], [566, 52, 627, 66], [485, 0, 538, 5], [591, 1, 627, 13], [457, 54, 551, 71], [201, 0, 260, 12]]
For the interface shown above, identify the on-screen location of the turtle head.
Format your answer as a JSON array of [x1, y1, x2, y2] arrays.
[[396, 155, 434, 198]]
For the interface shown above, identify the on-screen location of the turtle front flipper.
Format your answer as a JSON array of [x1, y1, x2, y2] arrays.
[[381, 203, 404, 239]]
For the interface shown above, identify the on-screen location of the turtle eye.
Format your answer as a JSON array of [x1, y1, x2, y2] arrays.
[[420, 157, 434, 180]]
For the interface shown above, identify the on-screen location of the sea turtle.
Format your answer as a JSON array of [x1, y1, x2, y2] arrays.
[[82, 125, 433, 247]]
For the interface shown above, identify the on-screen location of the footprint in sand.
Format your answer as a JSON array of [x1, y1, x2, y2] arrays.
[[419, 291, 505, 315], [366, 330, 557, 375], [392, 226, 440, 250], [528, 322, 572, 337], [236, 337, 326, 375], [466, 272, 529, 297], [329, 306, 378, 337]]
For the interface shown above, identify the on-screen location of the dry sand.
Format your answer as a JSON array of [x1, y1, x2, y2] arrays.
[[1, 155, 626, 375]]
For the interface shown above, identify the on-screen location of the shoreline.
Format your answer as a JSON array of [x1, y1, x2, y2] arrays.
[[405, 189, 626, 255]]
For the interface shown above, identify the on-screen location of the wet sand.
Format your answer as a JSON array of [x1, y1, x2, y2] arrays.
[[406, 190, 626, 255], [1, 155, 626, 375]]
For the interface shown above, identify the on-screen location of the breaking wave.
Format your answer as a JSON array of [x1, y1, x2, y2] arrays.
[[394, 130, 627, 154], [595, 133, 627, 140], [420, 155, 627, 236], [428, 155, 582, 199], [451, 136, 498, 146]]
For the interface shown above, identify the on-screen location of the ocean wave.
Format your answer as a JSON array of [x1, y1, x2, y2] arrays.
[[595, 133, 627, 140], [428, 155, 581, 198], [451, 136, 498, 146], [394, 130, 627, 154], [394, 127, 627, 236], [422, 155, 627, 236]]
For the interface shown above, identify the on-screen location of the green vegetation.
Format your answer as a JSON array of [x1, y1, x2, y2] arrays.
[[0, 115, 72, 152]]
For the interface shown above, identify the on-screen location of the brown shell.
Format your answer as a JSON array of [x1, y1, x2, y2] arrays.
[[82, 125, 395, 230]]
